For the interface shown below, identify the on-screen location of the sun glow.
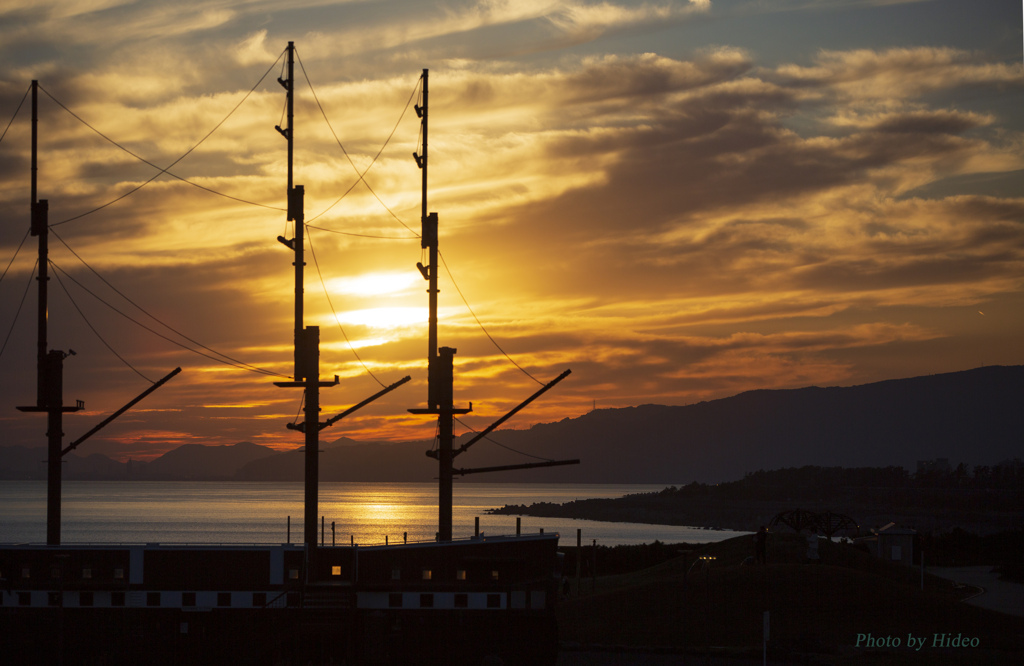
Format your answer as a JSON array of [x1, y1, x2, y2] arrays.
[[334, 307, 427, 329], [328, 272, 420, 297]]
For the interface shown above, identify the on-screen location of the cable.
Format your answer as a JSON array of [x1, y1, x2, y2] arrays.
[[50, 259, 153, 382], [437, 250, 543, 385], [0, 83, 30, 145], [295, 49, 420, 236], [305, 225, 385, 387], [42, 51, 288, 227], [0, 258, 38, 361], [454, 416, 553, 462], [49, 231, 288, 378], [0, 227, 31, 287], [305, 223, 418, 240]]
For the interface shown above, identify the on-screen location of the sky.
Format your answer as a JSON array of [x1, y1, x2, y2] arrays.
[[0, 0, 1021, 462]]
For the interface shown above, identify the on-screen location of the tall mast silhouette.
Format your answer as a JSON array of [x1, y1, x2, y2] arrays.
[[409, 70, 577, 542], [274, 42, 408, 554], [17, 80, 179, 545]]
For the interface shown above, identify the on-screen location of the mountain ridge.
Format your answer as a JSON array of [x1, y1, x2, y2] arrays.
[[1, 365, 1020, 483]]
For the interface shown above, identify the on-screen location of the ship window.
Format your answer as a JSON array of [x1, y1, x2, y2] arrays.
[[288, 568, 299, 580], [51, 567, 61, 579], [490, 570, 499, 581], [487, 594, 500, 609], [114, 568, 124, 580], [331, 565, 342, 576], [147, 592, 161, 607], [456, 569, 467, 581], [111, 592, 125, 607], [18, 592, 30, 606], [183, 592, 196, 607], [253, 592, 266, 607], [82, 568, 92, 579], [21, 567, 29, 579], [419, 593, 434, 608], [421, 569, 432, 581], [217, 592, 231, 607], [388, 593, 402, 608], [48, 592, 59, 606], [391, 567, 401, 580], [79, 592, 94, 607], [454, 593, 468, 608]]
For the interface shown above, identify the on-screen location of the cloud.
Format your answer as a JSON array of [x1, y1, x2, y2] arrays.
[[1, 3, 1022, 456]]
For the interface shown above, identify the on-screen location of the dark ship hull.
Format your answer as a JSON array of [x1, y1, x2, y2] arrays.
[[1, 533, 561, 664]]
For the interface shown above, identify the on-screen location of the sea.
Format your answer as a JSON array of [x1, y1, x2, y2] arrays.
[[0, 481, 745, 547]]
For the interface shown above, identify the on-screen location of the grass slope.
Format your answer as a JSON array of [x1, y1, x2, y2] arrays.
[[558, 533, 1023, 664]]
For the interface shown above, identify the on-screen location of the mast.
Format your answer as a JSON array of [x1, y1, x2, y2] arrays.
[[274, 42, 336, 554], [410, 69, 470, 542], [17, 80, 178, 546], [409, 72, 577, 541], [272, 42, 412, 556], [17, 80, 83, 546]]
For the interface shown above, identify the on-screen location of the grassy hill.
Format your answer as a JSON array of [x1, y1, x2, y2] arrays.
[[557, 533, 1023, 664]]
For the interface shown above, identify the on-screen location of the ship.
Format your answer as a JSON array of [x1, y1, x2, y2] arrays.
[[0, 43, 578, 665]]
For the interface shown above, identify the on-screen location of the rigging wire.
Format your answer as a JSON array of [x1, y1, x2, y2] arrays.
[[437, 249, 543, 386], [48, 260, 284, 378], [290, 392, 306, 429], [0, 227, 31, 288], [291, 57, 535, 388], [305, 225, 385, 387], [454, 416, 554, 462], [0, 84, 30, 145], [0, 258, 38, 361], [295, 49, 420, 236], [42, 50, 289, 228], [49, 229, 289, 379], [305, 223, 417, 241], [50, 259, 153, 383]]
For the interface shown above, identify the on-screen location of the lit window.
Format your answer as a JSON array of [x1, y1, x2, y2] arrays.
[[82, 568, 92, 579], [21, 568, 29, 579], [289, 569, 299, 580], [331, 566, 341, 576], [456, 569, 467, 581], [422, 569, 432, 581], [490, 570, 499, 581], [114, 568, 124, 580]]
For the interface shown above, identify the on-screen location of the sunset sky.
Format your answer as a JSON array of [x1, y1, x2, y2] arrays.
[[1, 0, 1022, 462]]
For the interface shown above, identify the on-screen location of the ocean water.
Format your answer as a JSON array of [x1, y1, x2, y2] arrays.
[[0, 481, 745, 546]]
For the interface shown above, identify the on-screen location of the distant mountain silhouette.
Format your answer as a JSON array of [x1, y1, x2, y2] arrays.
[[2, 366, 1020, 483], [461, 365, 1022, 483], [140, 442, 278, 480], [0, 441, 278, 481]]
